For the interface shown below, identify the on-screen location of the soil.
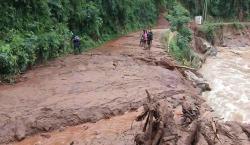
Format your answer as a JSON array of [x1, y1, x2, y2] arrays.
[[9, 110, 143, 145], [1, 18, 250, 145], [0, 18, 196, 144]]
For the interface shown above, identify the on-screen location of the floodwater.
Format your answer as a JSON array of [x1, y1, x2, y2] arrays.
[[200, 47, 250, 123]]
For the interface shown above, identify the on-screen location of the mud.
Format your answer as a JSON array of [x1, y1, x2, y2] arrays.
[[0, 22, 198, 144], [2, 20, 250, 145], [9, 110, 143, 145]]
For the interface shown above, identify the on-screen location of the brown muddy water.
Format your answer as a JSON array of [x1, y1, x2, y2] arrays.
[[200, 47, 250, 123]]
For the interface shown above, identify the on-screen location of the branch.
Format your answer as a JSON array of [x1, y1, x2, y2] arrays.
[[175, 65, 197, 71]]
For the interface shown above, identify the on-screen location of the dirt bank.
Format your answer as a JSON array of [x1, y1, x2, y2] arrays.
[[195, 23, 250, 47]]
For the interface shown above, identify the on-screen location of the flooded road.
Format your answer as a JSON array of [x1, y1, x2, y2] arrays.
[[200, 47, 250, 123]]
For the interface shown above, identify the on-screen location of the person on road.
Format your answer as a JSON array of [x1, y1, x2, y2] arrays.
[[143, 30, 148, 49], [139, 30, 145, 47], [139, 29, 147, 48], [147, 28, 153, 49], [72, 35, 81, 54]]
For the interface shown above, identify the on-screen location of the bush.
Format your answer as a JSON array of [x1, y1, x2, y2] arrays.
[[166, 2, 194, 66], [0, 0, 166, 81], [0, 43, 17, 75], [199, 23, 217, 43], [167, 4, 191, 32], [233, 22, 245, 30]]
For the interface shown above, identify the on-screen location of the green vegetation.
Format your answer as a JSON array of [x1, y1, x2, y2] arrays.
[[0, 0, 168, 82], [198, 22, 247, 44], [1, 0, 249, 81], [165, 2, 196, 67], [179, 0, 250, 22], [198, 23, 219, 43], [232, 22, 246, 30], [164, 0, 250, 66]]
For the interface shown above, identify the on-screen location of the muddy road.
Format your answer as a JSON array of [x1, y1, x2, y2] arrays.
[[2, 18, 250, 145], [9, 111, 142, 145], [0, 22, 198, 144]]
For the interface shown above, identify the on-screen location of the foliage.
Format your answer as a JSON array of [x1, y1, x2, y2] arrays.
[[166, 2, 194, 66], [0, 0, 165, 82], [233, 22, 245, 30], [179, 0, 250, 21], [167, 4, 191, 32], [199, 22, 247, 44], [199, 23, 217, 43]]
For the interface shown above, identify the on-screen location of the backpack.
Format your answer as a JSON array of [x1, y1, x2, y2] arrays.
[[148, 32, 153, 40]]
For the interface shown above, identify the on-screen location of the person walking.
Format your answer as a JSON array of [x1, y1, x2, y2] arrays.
[[143, 30, 148, 49], [147, 28, 153, 49], [139, 30, 145, 47], [72, 35, 81, 54]]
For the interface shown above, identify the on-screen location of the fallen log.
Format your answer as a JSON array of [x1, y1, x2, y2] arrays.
[[175, 65, 197, 71], [184, 120, 200, 145], [135, 90, 175, 145], [241, 124, 250, 138]]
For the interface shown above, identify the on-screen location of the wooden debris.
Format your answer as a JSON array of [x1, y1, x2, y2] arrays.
[[155, 59, 176, 70], [184, 120, 200, 145], [211, 118, 222, 143], [175, 65, 197, 71], [135, 90, 176, 145], [163, 135, 178, 142], [181, 101, 200, 126]]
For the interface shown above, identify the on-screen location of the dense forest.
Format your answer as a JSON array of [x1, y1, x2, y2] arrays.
[[1, 0, 250, 81], [180, 0, 250, 21], [0, 0, 168, 81]]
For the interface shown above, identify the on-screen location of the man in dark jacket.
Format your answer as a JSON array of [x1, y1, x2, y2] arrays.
[[72, 35, 81, 54], [147, 28, 153, 49]]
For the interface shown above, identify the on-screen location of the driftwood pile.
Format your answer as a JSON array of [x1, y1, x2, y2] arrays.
[[134, 90, 250, 145], [134, 90, 178, 145]]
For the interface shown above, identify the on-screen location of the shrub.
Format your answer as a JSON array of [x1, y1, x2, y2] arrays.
[[167, 4, 191, 32], [165, 2, 194, 66], [0, 43, 17, 75], [0, 0, 167, 81], [199, 23, 217, 43], [233, 22, 245, 30]]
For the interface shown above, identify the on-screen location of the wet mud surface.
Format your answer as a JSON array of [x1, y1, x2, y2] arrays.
[[1, 20, 250, 145], [9, 111, 142, 145], [0, 26, 197, 144]]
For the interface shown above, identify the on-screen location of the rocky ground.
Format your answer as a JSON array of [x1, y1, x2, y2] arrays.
[[1, 18, 250, 145]]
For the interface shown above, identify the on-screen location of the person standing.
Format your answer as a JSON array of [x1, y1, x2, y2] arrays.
[[139, 30, 145, 47], [143, 30, 148, 49], [147, 28, 153, 49], [72, 35, 81, 54]]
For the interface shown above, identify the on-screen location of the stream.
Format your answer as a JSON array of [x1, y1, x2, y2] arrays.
[[200, 47, 250, 123]]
